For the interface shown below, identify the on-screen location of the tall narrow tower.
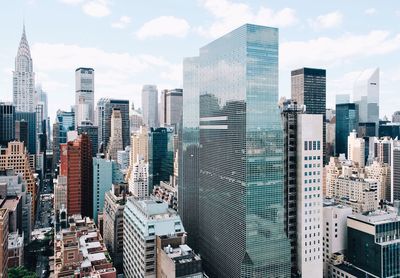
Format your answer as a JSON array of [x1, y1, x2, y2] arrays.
[[75, 67, 95, 126], [13, 24, 35, 112]]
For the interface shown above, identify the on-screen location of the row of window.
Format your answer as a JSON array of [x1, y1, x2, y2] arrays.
[[305, 156, 321, 161], [304, 140, 321, 151]]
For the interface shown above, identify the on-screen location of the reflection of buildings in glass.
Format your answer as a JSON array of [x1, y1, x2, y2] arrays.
[[353, 68, 380, 136], [181, 24, 290, 277]]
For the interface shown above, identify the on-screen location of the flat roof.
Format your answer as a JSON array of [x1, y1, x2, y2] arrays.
[[349, 210, 400, 225]]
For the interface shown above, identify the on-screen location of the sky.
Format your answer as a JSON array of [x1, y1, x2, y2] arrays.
[[1, 0, 400, 121]]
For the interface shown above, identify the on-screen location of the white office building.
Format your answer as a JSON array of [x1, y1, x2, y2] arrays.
[[296, 114, 323, 277], [75, 67, 95, 126], [128, 159, 149, 197], [347, 130, 365, 167], [141, 85, 158, 128], [322, 200, 352, 277], [123, 196, 184, 277]]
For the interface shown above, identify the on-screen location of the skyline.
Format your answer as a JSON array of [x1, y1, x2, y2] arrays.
[[1, 0, 400, 120]]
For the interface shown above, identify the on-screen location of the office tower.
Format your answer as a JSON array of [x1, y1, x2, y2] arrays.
[[128, 159, 148, 197], [322, 200, 352, 277], [97, 98, 130, 151], [130, 109, 143, 133], [75, 67, 95, 126], [348, 130, 365, 167], [15, 120, 28, 146], [130, 126, 149, 164], [0, 103, 15, 147], [149, 127, 174, 193], [13, 25, 35, 112], [392, 140, 400, 202], [353, 68, 379, 136], [8, 232, 24, 268], [379, 122, 400, 139], [92, 155, 123, 222], [53, 215, 116, 277], [0, 142, 36, 223], [35, 86, 50, 150], [291, 67, 326, 163], [107, 108, 123, 161], [117, 146, 129, 172], [0, 209, 8, 278], [393, 111, 400, 123], [159, 88, 183, 128], [15, 112, 36, 155], [103, 183, 128, 273], [296, 113, 323, 277], [59, 134, 93, 217], [335, 94, 350, 105], [123, 196, 184, 277], [77, 120, 98, 157], [181, 24, 290, 277], [52, 109, 75, 170], [156, 233, 203, 277], [365, 160, 391, 202], [371, 137, 392, 165], [141, 85, 159, 128], [347, 210, 400, 277], [335, 103, 358, 156]]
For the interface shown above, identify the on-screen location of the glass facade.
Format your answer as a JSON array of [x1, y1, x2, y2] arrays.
[[335, 103, 357, 156], [181, 24, 291, 278], [148, 127, 174, 194], [15, 112, 36, 155], [0, 103, 15, 146]]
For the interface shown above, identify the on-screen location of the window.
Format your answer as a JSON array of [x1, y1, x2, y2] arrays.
[[313, 141, 316, 150], [317, 141, 321, 150], [304, 141, 308, 150]]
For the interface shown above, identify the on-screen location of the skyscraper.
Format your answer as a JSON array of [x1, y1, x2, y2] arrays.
[[0, 103, 15, 147], [335, 103, 358, 156], [291, 67, 327, 163], [348, 130, 365, 167], [159, 88, 183, 128], [181, 24, 290, 277], [281, 100, 323, 277], [353, 68, 380, 136], [75, 67, 95, 126], [52, 109, 75, 171], [13, 25, 35, 112], [15, 112, 36, 155], [60, 134, 93, 217], [391, 140, 400, 202], [97, 98, 130, 151], [141, 85, 158, 128], [148, 127, 174, 194], [77, 120, 98, 157], [107, 108, 123, 161]]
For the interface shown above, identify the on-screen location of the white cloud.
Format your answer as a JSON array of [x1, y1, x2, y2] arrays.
[[281, 30, 400, 70], [111, 16, 131, 29], [308, 11, 343, 30], [136, 16, 190, 40], [30, 42, 181, 116], [197, 0, 297, 38], [82, 0, 111, 17], [59, 0, 84, 5], [364, 8, 376, 15]]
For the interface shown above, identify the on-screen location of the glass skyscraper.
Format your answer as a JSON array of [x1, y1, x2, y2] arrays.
[[335, 103, 358, 156], [181, 24, 290, 277], [291, 67, 326, 163]]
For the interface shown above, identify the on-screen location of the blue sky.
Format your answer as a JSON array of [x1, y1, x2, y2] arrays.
[[1, 0, 400, 120]]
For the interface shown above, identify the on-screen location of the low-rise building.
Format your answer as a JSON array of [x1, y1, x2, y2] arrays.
[[8, 232, 23, 268], [53, 215, 116, 278], [156, 233, 203, 278]]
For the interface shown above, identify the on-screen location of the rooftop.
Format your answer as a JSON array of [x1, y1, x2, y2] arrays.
[[349, 209, 400, 225], [333, 262, 368, 278]]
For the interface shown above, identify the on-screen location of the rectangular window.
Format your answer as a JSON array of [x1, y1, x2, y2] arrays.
[[305, 141, 308, 150], [317, 141, 321, 150], [313, 141, 316, 150], [309, 141, 312, 150]]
